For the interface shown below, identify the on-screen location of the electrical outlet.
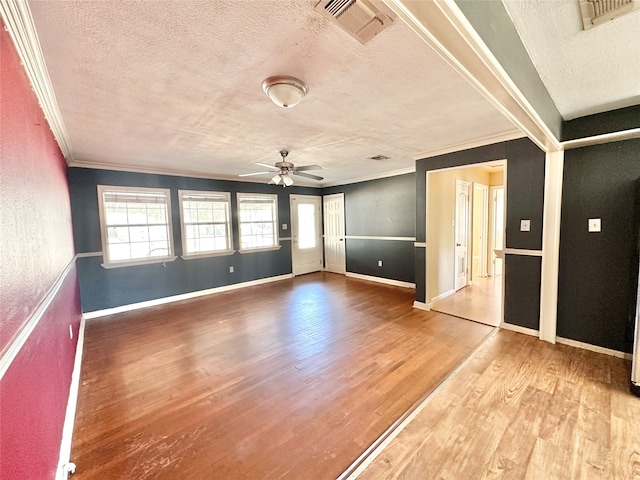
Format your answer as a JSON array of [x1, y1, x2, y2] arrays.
[[229, 266, 234, 273], [378, 260, 383, 267], [588, 218, 601, 232], [520, 219, 531, 232]]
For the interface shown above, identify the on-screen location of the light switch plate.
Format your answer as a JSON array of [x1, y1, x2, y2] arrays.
[[282, 224, 288, 230], [520, 219, 531, 232], [588, 218, 601, 232]]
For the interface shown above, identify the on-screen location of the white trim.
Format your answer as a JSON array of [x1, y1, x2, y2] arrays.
[[384, 0, 561, 152], [321, 167, 416, 188], [562, 127, 640, 150], [238, 245, 282, 254], [68, 161, 322, 187], [181, 251, 235, 260], [101, 255, 177, 269], [56, 316, 85, 480], [539, 150, 563, 344], [342, 329, 498, 480], [75, 251, 102, 258], [96, 185, 176, 268], [0, 0, 74, 161], [413, 242, 427, 248], [413, 130, 523, 161], [499, 322, 539, 337], [503, 248, 543, 257], [0, 257, 75, 380], [412, 301, 430, 311], [345, 235, 416, 242], [556, 336, 632, 360], [345, 272, 415, 289], [82, 274, 294, 319], [430, 288, 455, 304], [178, 189, 233, 258], [279, 237, 292, 241], [237, 192, 279, 251]]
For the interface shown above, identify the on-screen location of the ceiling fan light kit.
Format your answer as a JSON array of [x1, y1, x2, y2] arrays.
[[262, 76, 308, 108], [239, 150, 323, 187]]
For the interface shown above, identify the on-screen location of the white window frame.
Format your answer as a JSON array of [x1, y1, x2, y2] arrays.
[[97, 185, 177, 268], [178, 190, 235, 259], [237, 193, 280, 253]]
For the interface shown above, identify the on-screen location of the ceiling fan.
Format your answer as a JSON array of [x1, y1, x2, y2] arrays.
[[239, 150, 323, 186]]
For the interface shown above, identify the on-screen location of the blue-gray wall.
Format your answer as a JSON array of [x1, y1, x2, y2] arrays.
[[415, 138, 546, 330], [69, 168, 416, 312], [324, 173, 416, 283], [558, 138, 640, 352], [69, 168, 318, 312]]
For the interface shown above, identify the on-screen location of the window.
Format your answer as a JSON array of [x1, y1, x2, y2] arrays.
[[237, 193, 279, 252], [179, 190, 233, 258], [97, 185, 176, 267]]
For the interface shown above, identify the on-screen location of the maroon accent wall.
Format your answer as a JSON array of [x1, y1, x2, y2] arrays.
[[1, 21, 81, 480], [0, 22, 75, 351], [0, 265, 81, 480]]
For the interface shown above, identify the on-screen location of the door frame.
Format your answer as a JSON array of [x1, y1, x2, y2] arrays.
[[472, 183, 489, 279], [454, 179, 471, 291], [290, 194, 323, 276], [322, 193, 346, 274], [425, 160, 507, 325]]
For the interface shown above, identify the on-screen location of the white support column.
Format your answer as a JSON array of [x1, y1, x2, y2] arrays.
[[539, 149, 564, 343]]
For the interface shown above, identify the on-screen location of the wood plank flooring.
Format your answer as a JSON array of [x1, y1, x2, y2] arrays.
[[71, 272, 493, 479], [432, 275, 502, 326], [355, 330, 640, 480]]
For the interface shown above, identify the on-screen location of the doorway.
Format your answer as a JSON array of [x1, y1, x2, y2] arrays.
[[427, 161, 506, 327], [290, 195, 322, 276], [322, 193, 345, 274]]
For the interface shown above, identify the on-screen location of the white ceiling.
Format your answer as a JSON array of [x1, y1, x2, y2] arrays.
[[504, 0, 640, 120], [25, 0, 639, 186]]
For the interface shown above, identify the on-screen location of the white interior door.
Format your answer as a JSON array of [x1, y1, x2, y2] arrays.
[[290, 195, 322, 276], [323, 193, 345, 274], [455, 180, 471, 291], [490, 186, 505, 276]]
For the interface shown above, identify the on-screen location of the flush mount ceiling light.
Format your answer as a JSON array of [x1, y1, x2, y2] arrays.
[[262, 76, 308, 108]]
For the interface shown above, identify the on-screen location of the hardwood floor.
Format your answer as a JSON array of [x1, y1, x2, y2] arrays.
[[432, 275, 502, 326], [354, 330, 640, 480], [71, 272, 493, 479]]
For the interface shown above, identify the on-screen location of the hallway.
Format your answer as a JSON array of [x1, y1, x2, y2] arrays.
[[432, 276, 502, 326]]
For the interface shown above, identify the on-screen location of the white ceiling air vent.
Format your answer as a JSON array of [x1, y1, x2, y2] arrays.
[[579, 0, 640, 29], [314, 0, 393, 45]]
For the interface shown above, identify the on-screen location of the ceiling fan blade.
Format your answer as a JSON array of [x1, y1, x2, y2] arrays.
[[254, 162, 280, 171], [294, 165, 322, 172], [239, 171, 275, 177], [292, 171, 324, 181]]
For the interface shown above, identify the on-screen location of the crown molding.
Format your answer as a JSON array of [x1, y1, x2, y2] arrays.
[[412, 129, 524, 161], [383, 0, 562, 153], [561, 127, 640, 150], [1, 0, 74, 161], [321, 167, 416, 188]]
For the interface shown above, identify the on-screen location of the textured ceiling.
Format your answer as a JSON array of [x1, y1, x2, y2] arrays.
[[504, 0, 640, 120], [27, 0, 638, 185], [28, 0, 520, 185]]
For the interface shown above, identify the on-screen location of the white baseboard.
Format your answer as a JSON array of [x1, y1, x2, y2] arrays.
[[345, 272, 415, 289], [499, 325, 632, 361], [56, 315, 85, 480], [556, 336, 632, 360], [82, 274, 294, 319], [499, 322, 539, 337], [412, 301, 430, 311], [430, 289, 455, 304]]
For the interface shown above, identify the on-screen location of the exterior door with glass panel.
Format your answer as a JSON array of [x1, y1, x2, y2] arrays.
[[290, 195, 322, 276], [455, 180, 471, 291]]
